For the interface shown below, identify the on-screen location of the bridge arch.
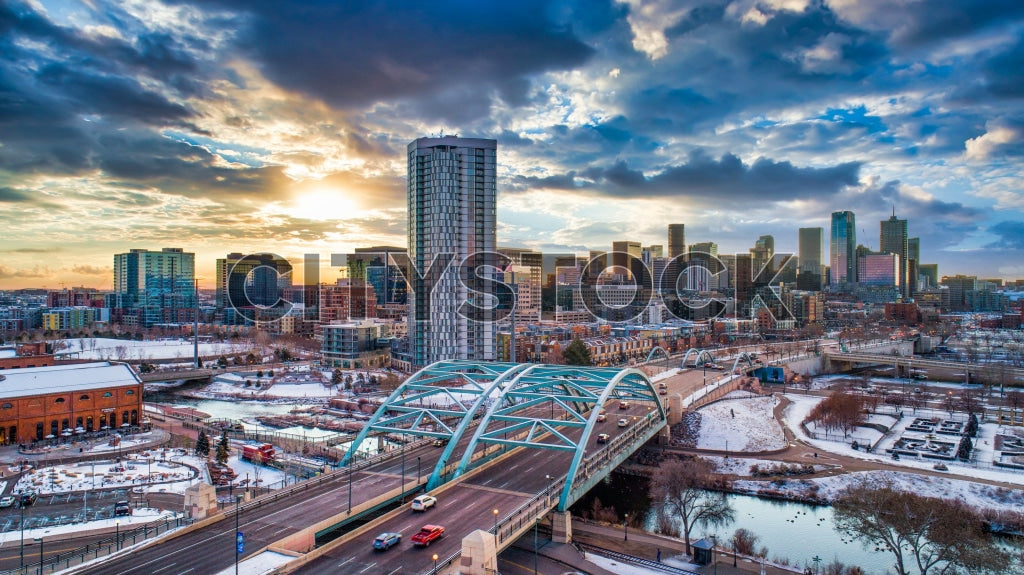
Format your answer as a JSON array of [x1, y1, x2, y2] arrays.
[[680, 348, 715, 369], [644, 346, 670, 364], [452, 364, 666, 510], [730, 352, 757, 374], [340, 361, 530, 468]]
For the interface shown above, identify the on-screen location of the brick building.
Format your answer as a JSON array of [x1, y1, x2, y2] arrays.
[[0, 362, 143, 445], [0, 342, 55, 370]]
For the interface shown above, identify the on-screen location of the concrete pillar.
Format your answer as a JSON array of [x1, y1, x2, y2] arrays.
[[551, 510, 573, 543], [184, 483, 217, 520], [666, 395, 683, 425], [658, 423, 671, 445], [459, 530, 497, 575]]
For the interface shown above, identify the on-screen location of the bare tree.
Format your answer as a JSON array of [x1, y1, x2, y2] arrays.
[[649, 458, 734, 556], [833, 481, 1010, 575]]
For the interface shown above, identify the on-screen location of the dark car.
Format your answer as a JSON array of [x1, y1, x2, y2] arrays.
[[114, 500, 132, 516], [19, 492, 37, 507], [372, 532, 402, 551]]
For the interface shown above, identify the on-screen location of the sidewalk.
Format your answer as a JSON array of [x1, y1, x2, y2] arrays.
[[569, 519, 800, 575]]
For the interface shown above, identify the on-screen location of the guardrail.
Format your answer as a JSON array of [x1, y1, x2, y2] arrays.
[[0, 514, 189, 575]]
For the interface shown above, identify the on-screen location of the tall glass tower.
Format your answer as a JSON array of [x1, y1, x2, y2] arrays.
[[830, 211, 857, 290], [407, 136, 497, 367], [880, 211, 909, 299], [798, 227, 824, 291]]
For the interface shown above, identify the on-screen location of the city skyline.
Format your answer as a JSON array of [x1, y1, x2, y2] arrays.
[[2, 0, 1024, 289]]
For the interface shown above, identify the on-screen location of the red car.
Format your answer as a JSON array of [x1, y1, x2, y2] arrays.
[[410, 524, 445, 547]]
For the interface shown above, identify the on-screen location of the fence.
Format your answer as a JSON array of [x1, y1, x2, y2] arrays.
[[0, 514, 189, 575]]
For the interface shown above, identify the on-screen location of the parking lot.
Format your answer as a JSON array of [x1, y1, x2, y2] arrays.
[[0, 488, 135, 531]]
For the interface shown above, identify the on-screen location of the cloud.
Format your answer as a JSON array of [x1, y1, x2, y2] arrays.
[[964, 124, 1020, 160], [986, 221, 1024, 250], [71, 265, 110, 275], [584, 151, 861, 201], [0, 265, 52, 279]]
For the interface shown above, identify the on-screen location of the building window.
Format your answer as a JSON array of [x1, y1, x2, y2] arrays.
[[50, 420, 58, 437], [1, 403, 11, 409], [103, 392, 113, 398], [36, 423, 44, 441], [126, 390, 135, 396], [55, 398, 65, 404], [86, 416, 93, 432], [76, 417, 83, 429], [131, 410, 138, 425], [80, 394, 90, 401]]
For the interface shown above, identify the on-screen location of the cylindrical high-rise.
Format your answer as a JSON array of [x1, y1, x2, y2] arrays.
[[407, 136, 497, 367]]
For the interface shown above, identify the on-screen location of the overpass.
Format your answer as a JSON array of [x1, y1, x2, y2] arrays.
[[823, 351, 1024, 385], [72, 361, 674, 575]]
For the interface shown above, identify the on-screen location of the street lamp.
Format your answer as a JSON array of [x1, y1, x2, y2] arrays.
[[400, 434, 406, 501], [710, 534, 718, 575], [417, 456, 422, 485], [493, 508, 499, 534], [623, 513, 629, 541], [347, 463, 353, 514], [235, 494, 244, 575], [432, 552, 439, 575], [34, 536, 43, 575], [115, 520, 120, 551], [20, 501, 25, 567]]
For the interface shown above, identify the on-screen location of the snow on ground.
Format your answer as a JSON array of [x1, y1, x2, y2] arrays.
[[587, 552, 699, 575], [705, 455, 832, 477], [52, 338, 250, 361], [14, 451, 203, 495], [734, 470, 1024, 513], [696, 392, 786, 452], [226, 454, 287, 489], [213, 551, 295, 575], [649, 368, 682, 382], [682, 374, 738, 408], [0, 508, 180, 543], [783, 393, 1024, 486]]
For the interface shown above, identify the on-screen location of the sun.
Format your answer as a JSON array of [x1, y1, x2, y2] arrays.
[[289, 189, 358, 221]]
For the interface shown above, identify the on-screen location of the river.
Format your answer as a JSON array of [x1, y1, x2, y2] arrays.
[[572, 473, 897, 574]]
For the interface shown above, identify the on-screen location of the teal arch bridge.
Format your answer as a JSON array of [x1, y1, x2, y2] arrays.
[[340, 360, 669, 512]]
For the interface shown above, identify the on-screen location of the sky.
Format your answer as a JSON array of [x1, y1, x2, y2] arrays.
[[1, 0, 1022, 290]]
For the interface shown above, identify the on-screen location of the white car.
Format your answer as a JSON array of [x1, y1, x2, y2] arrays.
[[0, 496, 15, 508], [411, 495, 437, 511], [617, 418, 628, 428]]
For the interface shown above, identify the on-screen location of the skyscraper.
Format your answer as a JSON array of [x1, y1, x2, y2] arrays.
[[667, 224, 686, 259], [750, 235, 775, 278], [407, 136, 497, 366], [830, 211, 857, 290], [880, 211, 909, 299], [113, 248, 195, 326], [907, 237, 920, 297], [798, 227, 824, 291]]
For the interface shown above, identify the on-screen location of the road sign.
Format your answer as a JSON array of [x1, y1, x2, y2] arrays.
[[237, 531, 244, 553]]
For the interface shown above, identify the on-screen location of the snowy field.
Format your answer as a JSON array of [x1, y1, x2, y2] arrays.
[[696, 392, 787, 452], [52, 338, 251, 361], [0, 508, 180, 542], [783, 393, 1024, 487], [707, 455, 833, 477], [734, 470, 1024, 514], [587, 552, 701, 575], [225, 452, 287, 489]]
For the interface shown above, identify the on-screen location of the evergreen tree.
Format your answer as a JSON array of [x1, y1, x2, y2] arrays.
[[965, 413, 979, 438], [956, 435, 973, 461], [332, 369, 344, 385], [563, 338, 593, 366], [195, 431, 211, 458], [215, 430, 231, 466]]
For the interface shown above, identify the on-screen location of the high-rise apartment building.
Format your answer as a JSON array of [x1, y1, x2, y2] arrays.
[[407, 136, 497, 366], [830, 211, 857, 290], [113, 248, 195, 326], [797, 227, 824, 291], [880, 211, 909, 298]]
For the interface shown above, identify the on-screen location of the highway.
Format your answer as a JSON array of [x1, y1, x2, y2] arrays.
[[75, 442, 448, 575], [294, 400, 658, 575]]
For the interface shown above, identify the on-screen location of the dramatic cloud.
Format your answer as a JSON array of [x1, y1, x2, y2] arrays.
[[1, 0, 1023, 286]]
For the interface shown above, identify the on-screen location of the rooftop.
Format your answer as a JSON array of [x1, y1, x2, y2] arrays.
[[0, 362, 141, 399]]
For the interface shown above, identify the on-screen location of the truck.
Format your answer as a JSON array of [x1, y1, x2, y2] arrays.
[[242, 443, 276, 464], [410, 524, 445, 547]]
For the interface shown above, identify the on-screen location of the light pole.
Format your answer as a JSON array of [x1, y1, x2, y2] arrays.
[[623, 513, 628, 541], [347, 463, 352, 514], [711, 534, 718, 575], [115, 520, 120, 551], [417, 456, 421, 485], [401, 434, 406, 500], [20, 501, 25, 567], [235, 494, 243, 575], [493, 508, 499, 534], [812, 554, 822, 574], [34, 536, 42, 575], [534, 518, 540, 575], [432, 552, 439, 575]]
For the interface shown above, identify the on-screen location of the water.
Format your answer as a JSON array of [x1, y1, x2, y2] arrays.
[[146, 386, 319, 421], [572, 474, 895, 574]]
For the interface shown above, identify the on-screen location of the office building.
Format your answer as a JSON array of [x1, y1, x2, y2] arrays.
[[797, 227, 824, 291], [857, 253, 900, 286], [611, 241, 643, 279], [907, 237, 920, 296], [352, 246, 408, 306], [667, 224, 686, 259], [498, 247, 543, 323], [113, 248, 195, 327], [830, 211, 857, 290], [750, 235, 775, 279], [880, 211, 909, 298], [407, 136, 497, 366]]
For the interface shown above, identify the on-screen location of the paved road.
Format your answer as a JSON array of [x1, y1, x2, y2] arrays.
[[75, 443, 446, 575], [295, 400, 659, 574]]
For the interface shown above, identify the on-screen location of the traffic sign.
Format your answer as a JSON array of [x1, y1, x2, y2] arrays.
[[237, 531, 244, 553]]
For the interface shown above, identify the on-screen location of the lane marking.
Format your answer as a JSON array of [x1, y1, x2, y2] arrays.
[[358, 562, 377, 573]]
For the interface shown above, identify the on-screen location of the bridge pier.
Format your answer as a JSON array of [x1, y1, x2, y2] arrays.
[[550, 510, 573, 543], [665, 395, 683, 425], [459, 530, 497, 575]]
